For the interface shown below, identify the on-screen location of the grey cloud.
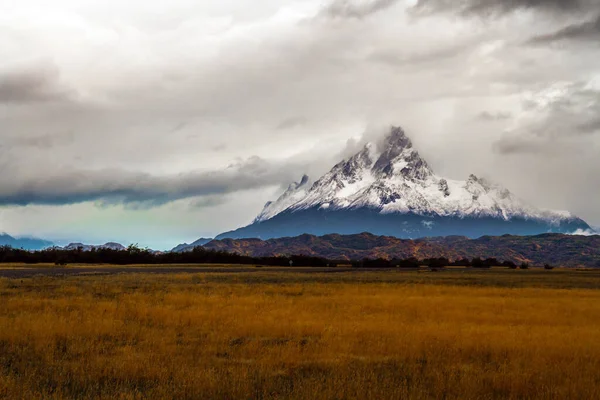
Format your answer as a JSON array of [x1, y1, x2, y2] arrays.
[[0, 64, 73, 104], [577, 117, 600, 134], [276, 117, 308, 130], [212, 144, 228, 151], [412, 0, 592, 16], [478, 111, 512, 121], [370, 44, 468, 67], [493, 83, 600, 155], [7, 131, 75, 149], [0, 156, 299, 207], [189, 195, 230, 209], [528, 15, 600, 43], [170, 122, 189, 133], [493, 137, 555, 154], [320, 0, 400, 19]]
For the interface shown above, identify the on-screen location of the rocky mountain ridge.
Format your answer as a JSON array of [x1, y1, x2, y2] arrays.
[[204, 232, 600, 267]]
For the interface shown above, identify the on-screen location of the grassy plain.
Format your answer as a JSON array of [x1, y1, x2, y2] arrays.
[[1, 267, 600, 399]]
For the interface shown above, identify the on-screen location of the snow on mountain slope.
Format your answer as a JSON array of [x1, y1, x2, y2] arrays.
[[255, 174, 311, 222], [62, 242, 126, 251], [256, 126, 578, 225]]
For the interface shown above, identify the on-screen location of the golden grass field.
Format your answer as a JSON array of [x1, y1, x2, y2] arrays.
[[1, 267, 600, 399]]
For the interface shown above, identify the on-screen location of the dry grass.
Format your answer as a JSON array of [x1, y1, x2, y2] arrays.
[[1, 269, 600, 399]]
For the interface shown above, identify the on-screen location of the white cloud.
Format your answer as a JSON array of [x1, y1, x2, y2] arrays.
[[569, 228, 598, 236]]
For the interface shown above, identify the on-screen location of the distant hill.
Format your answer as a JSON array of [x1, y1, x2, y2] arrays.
[[171, 238, 213, 253], [0, 233, 54, 250], [203, 232, 600, 267]]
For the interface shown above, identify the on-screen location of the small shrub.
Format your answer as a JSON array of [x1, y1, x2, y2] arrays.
[[503, 261, 518, 269], [520, 263, 530, 270], [453, 258, 472, 267], [396, 257, 420, 269], [482, 258, 499, 268], [424, 257, 448, 269], [544, 264, 554, 270]]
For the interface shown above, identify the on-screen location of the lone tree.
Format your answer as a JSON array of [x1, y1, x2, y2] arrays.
[[471, 257, 484, 268]]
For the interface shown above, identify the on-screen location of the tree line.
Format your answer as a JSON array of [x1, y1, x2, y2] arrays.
[[0, 245, 549, 269], [0, 245, 330, 267], [353, 257, 545, 269]]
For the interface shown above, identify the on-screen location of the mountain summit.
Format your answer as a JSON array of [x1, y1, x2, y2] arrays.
[[217, 126, 590, 240]]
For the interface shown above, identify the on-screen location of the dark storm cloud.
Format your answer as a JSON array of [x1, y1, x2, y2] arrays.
[[412, 0, 591, 16], [0, 157, 300, 207], [0, 64, 73, 103], [528, 15, 600, 43], [320, 0, 400, 19]]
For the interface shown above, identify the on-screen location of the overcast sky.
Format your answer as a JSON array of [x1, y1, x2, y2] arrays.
[[1, 0, 599, 249]]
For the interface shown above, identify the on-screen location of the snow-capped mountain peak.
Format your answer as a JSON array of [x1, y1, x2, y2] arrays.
[[62, 242, 126, 251], [371, 126, 432, 180], [255, 126, 580, 225]]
